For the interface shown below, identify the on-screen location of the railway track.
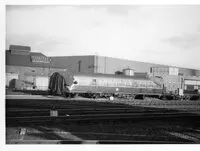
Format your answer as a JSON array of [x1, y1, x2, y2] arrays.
[[6, 107, 174, 116], [6, 96, 200, 144], [6, 110, 200, 125], [6, 98, 200, 110], [6, 98, 200, 125]]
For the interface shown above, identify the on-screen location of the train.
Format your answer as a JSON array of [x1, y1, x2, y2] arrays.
[[7, 70, 200, 100], [48, 72, 163, 99], [48, 71, 200, 100]]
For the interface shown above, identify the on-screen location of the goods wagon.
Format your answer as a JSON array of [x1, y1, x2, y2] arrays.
[[6, 73, 49, 91]]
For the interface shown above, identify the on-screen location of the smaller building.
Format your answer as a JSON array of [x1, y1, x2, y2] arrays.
[[6, 45, 65, 90], [150, 66, 200, 92]]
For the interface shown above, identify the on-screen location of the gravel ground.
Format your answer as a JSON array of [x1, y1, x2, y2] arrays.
[[92, 98, 200, 112]]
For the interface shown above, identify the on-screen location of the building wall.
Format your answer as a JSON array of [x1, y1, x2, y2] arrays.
[[50, 55, 95, 74], [196, 70, 200, 77], [6, 65, 66, 88], [49, 55, 200, 77], [151, 66, 180, 76], [6, 65, 65, 77], [95, 56, 156, 74], [151, 66, 169, 75], [7, 51, 200, 80], [6, 65, 49, 77], [151, 72, 182, 92], [6, 50, 51, 68], [179, 68, 197, 76]]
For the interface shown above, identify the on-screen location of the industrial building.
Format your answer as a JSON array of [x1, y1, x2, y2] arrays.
[[50, 55, 200, 77], [50, 55, 156, 74], [6, 45, 65, 90], [6, 45, 200, 92]]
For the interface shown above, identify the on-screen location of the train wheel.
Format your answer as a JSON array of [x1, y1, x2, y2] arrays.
[[135, 95, 144, 100], [70, 93, 76, 98], [64, 93, 69, 98]]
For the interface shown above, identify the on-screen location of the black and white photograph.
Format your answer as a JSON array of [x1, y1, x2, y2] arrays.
[[3, 3, 200, 146]]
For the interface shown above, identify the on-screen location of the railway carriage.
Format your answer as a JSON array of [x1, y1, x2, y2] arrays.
[[49, 72, 163, 99], [7, 70, 200, 100]]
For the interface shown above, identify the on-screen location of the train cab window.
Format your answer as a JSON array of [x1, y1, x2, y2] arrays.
[[92, 79, 97, 85]]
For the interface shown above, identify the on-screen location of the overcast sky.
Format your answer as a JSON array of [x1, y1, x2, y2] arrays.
[[6, 5, 200, 70]]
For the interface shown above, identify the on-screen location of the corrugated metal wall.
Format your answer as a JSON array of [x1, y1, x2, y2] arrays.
[[50, 56, 95, 73], [6, 65, 66, 77], [95, 56, 156, 74]]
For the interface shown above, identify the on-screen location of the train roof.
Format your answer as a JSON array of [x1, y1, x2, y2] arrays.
[[74, 72, 150, 80]]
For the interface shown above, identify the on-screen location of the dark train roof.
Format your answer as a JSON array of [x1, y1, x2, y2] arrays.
[[6, 50, 51, 68], [74, 72, 149, 80]]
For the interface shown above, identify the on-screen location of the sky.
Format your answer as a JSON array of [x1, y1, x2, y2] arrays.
[[6, 5, 200, 70]]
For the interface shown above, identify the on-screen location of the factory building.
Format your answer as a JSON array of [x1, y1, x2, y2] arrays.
[[50, 55, 200, 77], [6, 45, 200, 92], [50, 55, 200, 93], [50, 55, 156, 74]]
